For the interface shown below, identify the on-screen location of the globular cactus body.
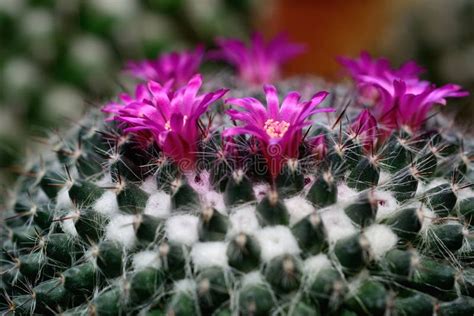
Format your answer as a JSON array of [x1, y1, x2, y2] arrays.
[[1, 35, 474, 316]]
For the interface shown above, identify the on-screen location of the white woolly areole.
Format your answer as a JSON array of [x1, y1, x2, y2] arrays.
[[255, 226, 300, 262], [415, 181, 428, 196], [303, 254, 331, 279], [378, 171, 391, 185], [363, 224, 398, 260], [425, 178, 448, 190], [133, 251, 160, 271], [94, 173, 113, 187], [228, 206, 260, 236], [455, 187, 474, 200], [459, 234, 474, 253], [105, 215, 136, 249], [284, 196, 315, 226], [165, 215, 199, 246], [191, 242, 228, 270], [144, 191, 171, 218], [201, 191, 226, 214], [93, 191, 119, 216], [336, 183, 357, 205], [320, 207, 357, 244], [174, 279, 196, 293], [374, 190, 399, 220], [253, 183, 270, 202], [36, 189, 49, 205], [56, 187, 73, 210], [60, 211, 79, 237], [140, 176, 157, 194], [186, 171, 226, 214], [416, 178, 447, 196], [241, 271, 265, 287]]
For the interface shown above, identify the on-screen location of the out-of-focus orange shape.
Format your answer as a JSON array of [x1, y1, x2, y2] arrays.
[[261, 0, 406, 80]]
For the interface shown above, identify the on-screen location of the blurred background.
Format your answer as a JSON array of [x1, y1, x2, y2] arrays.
[[0, 0, 472, 185]]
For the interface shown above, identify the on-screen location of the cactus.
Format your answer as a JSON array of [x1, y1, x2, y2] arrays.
[[1, 34, 474, 316]]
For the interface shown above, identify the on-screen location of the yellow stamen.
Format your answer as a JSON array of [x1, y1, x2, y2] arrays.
[[264, 119, 290, 138]]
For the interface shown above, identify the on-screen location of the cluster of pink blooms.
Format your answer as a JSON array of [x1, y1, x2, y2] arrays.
[[103, 33, 468, 178], [339, 52, 468, 139]]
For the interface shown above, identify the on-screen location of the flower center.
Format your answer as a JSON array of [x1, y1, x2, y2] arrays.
[[264, 119, 290, 138]]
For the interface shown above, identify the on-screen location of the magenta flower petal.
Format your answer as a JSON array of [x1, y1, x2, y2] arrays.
[[309, 134, 327, 160], [264, 85, 280, 119], [351, 109, 378, 152], [223, 125, 269, 140], [102, 75, 228, 170], [280, 91, 301, 117], [225, 85, 332, 178], [396, 60, 425, 79], [340, 52, 469, 134], [126, 45, 204, 88], [225, 97, 267, 122], [374, 80, 468, 133], [422, 83, 469, 105], [211, 32, 305, 85]]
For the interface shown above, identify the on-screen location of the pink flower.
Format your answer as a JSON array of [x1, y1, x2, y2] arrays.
[[309, 134, 328, 160], [102, 81, 173, 120], [350, 109, 378, 152], [338, 51, 428, 104], [374, 80, 468, 133], [210, 33, 305, 85], [223, 85, 333, 178], [338, 51, 424, 84], [102, 83, 173, 145], [126, 46, 204, 88], [340, 52, 469, 133], [102, 74, 228, 171]]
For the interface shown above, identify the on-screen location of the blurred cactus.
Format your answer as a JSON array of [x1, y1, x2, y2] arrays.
[[0, 0, 255, 185]]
